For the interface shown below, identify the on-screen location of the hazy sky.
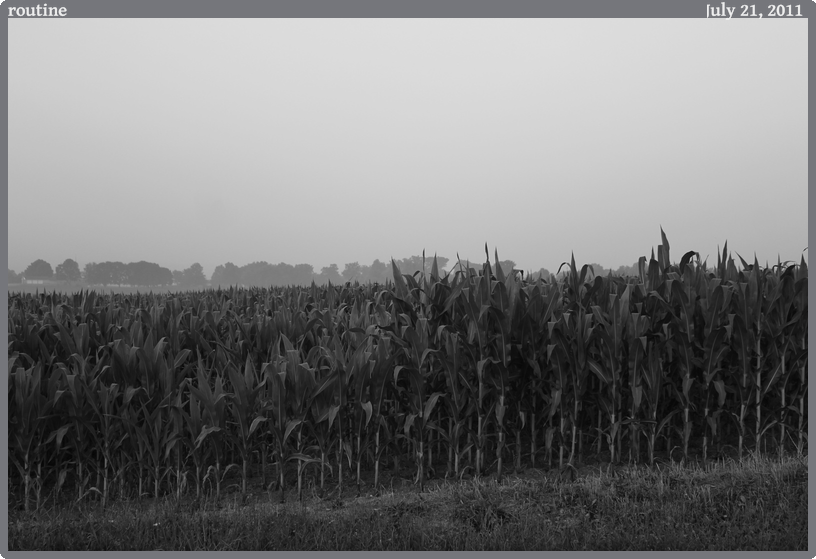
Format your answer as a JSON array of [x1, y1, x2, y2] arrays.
[[8, 19, 807, 278]]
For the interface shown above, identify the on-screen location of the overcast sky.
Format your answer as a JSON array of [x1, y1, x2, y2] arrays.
[[8, 18, 807, 278]]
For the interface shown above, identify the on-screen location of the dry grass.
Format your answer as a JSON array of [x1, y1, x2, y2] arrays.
[[9, 451, 807, 550]]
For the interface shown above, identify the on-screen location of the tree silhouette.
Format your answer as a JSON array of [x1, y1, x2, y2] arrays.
[[497, 260, 517, 274], [85, 261, 127, 285], [109, 262, 128, 285], [83, 262, 116, 285], [318, 264, 343, 285], [293, 263, 315, 285], [55, 259, 81, 282], [342, 262, 363, 283], [532, 268, 553, 282], [126, 261, 173, 286], [23, 259, 53, 280], [211, 262, 242, 287], [368, 259, 388, 283], [241, 261, 274, 287], [83, 261, 171, 286], [182, 263, 207, 287], [393, 255, 450, 277], [614, 262, 640, 277]]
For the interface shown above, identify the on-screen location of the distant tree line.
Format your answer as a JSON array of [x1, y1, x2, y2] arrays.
[[581, 262, 641, 279], [83, 261, 174, 287], [212, 261, 319, 288], [171, 263, 207, 288], [7, 256, 648, 289], [523, 262, 643, 283], [209, 256, 456, 288], [8, 258, 83, 284], [451, 258, 517, 277]]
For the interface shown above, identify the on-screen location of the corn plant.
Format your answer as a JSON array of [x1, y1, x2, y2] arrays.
[[9, 364, 59, 511], [357, 335, 395, 489], [175, 381, 208, 499], [437, 329, 474, 478], [306, 369, 338, 491], [588, 286, 629, 464], [260, 334, 318, 502], [225, 356, 265, 494], [394, 320, 443, 492], [187, 354, 232, 500]]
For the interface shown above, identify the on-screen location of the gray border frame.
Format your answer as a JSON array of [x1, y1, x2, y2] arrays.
[[3, 1, 811, 557], [4, 0, 729, 18]]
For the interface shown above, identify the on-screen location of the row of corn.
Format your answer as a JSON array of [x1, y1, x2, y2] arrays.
[[8, 231, 807, 509]]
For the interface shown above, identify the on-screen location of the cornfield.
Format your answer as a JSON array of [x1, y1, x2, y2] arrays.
[[8, 231, 808, 511]]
